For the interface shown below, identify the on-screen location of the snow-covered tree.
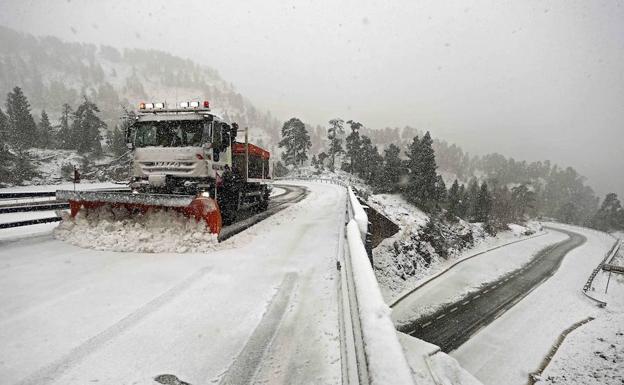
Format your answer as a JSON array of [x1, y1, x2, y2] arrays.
[[591, 193, 624, 231], [435, 174, 447, 207], [0, 108, 8, 145], [404, 132, 438, 211], [327, 118, 344, 172], [475, 182, 492, 223], [446, 179, 461, 221], [381, 143, 402, 193], [72, 97, 105, 155], [56, 103, 73, 149], [344, 120, 363, 174], [278, 117, 311, 167], [5, 86, 37, 148], [37, 110, 53, 148]]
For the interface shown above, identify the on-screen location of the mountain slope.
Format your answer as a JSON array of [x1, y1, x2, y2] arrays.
[[0, 25, 281, 149]]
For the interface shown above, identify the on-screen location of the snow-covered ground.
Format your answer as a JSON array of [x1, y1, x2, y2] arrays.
[[391, 230, 567, 327], [452, 223, 616, 385], [0, 181, 345, 385], [368, 192, 543, 303], [534, 266, 624, 385]]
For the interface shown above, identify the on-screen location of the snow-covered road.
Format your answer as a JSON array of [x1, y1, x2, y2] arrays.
[[451, 223, 615, 385], [0, 181, 345, 385]]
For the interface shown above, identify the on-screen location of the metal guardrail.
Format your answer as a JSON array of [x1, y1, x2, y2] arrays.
[[0, 187, 131, 229], [0, 191, 56, 199], [0, 202, 69, 214], [0, 216, 62, 229], [602, 263, 624, 273], [583, 240, 620, 292], [279, 176, 417, 384], [581, 239, 620, 307]]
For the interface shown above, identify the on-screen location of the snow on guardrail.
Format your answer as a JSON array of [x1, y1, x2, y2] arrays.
[[346, 220, 415, 384], [275, 176, 418, 384], [348, 186, 368, 241]]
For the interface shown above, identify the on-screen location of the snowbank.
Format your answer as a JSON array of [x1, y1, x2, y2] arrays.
[[54, 206, 218, 253]]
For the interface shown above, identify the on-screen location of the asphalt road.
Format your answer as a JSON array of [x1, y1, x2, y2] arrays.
[[402, 227, 586, 352]]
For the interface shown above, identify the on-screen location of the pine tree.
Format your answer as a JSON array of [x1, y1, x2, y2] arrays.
[[446, 179, 461, 221], [0, 108, 8, 146], [311, 154, 318, 168], [465, 178, 480, 221], [382, 144, 402, 193], [475, 182, 492, 222], [278, 117, 311, 167], [511, 184, 535, 220], [405, 135, 420, 197], [106, 126, 128, 157], [57, 103, 73, 149], [273, 160, 289, 177], [5, 86, 37, 148], [435, 175, 447, 207], [591, 193, 624, 231], [344, 120, 362, 173], [318, 152, 328, 169], [72, 97, 105, 155], [13, 149, 38, 184], [405, 132, 438, 211], [37, 110, 53, 148], [457, 184, 468, 218], [327, 118, 344, 172]]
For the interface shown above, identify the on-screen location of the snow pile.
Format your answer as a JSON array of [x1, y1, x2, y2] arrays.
[[398, 333, 484, 385], [428, 353, 484, 385], [54, 206, 218, 253]]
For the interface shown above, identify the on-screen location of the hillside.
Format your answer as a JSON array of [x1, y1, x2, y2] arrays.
[[0, 25, 281, 151]]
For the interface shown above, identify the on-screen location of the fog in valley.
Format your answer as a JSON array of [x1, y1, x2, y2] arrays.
[[1, 0, 623, 197]]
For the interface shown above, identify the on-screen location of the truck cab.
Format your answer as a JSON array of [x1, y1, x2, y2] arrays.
[[126, 100, 271, 224], [127, 101, 235, 195]]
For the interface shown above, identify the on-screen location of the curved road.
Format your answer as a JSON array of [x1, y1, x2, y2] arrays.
[[402, 227, 586, 352]]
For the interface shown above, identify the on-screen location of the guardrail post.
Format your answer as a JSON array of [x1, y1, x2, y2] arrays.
[[365, 229, 373, 265]]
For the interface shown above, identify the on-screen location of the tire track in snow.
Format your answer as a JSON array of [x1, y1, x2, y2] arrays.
[[16, 265, 215, 385], [218, 272, 298, 385]]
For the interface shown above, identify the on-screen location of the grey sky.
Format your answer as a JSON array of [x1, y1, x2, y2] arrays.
[[1, 0, 623, 197]]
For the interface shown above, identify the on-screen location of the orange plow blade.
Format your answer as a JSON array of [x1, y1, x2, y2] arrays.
[[56, 190, 222, 234]]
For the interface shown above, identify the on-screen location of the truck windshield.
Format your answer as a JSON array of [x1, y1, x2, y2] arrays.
[[134, 120, 206, 148]]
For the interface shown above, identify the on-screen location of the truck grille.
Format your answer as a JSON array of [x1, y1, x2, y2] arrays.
[[139, 161, 196, 174]]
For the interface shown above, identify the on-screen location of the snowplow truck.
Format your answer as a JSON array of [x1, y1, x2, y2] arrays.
[[56, 101, 271, 235]]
